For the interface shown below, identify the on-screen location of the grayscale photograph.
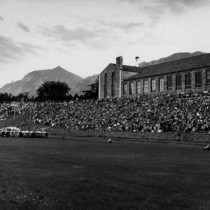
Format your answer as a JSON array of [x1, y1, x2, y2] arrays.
[[0, 0, 210, 209]]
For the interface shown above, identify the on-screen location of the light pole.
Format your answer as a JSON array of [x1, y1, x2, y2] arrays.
[[29, 103, 32, 131], [13, 106, 16, 127]]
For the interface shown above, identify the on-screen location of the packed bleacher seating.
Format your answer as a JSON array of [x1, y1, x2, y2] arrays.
[[0, 92, 210, 133]]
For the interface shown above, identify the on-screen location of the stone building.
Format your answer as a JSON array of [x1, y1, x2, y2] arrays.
[[99, 53, 210, 99]]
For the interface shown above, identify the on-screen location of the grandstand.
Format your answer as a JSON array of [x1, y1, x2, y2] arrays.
[[0, 102, 48, 132], [1, 91, 210, 136]]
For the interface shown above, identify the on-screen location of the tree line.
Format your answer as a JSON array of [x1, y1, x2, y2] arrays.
[[0, 79, 99, 102]]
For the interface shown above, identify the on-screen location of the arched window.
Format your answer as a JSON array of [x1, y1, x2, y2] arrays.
[[111, 72, 115, 97], [104, 73, 107, 97]]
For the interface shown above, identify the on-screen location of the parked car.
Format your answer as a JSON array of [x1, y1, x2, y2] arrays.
[[0, 127, 21, 137], [0, 127, 48, 138]]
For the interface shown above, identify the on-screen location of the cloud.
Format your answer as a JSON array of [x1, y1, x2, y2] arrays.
[[38, 24, 115, 49], [0, 15, 3, 21], [100, 20, 144, 30], [39, 24, 99, 42], [38, 21, 144, 50], [0, 35, 46, 64], [120, 0, 209, 11], [120, 0, 210, 25], [17, 22, 30, 32], [19, 42, 47, 55], [120, 21, 144, 29]]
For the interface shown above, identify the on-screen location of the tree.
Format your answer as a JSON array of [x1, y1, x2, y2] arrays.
[[36, 81, 71, 101], [0, 92, 15, 101], [16, 92, 29, 101], [82, 77, 99, 99], [73, 93, 79, 100]]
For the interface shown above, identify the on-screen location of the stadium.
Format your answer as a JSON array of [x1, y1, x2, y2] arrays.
[[1, 67, 210, 209], [1, 0, 210, 208]]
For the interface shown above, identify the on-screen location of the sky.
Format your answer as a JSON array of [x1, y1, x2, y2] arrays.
[[0, 0, 210, 88]]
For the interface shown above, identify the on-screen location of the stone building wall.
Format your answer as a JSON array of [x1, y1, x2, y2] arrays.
[[99, 64, 116, 99], [99, 57, 139, 99], [99, 57, 123, 99], [99, 56, 210, 99], [122, 67, 210, 97]]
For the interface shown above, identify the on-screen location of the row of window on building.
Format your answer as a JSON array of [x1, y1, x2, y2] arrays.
[[123, 70, 210, 95]]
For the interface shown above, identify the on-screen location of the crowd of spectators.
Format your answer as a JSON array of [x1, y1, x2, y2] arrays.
[[1, 92, 210, 133], [0, 102, 27, 121]]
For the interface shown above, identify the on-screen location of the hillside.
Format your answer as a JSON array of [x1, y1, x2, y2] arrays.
[[138, 51, 205, 67], [0, 66, 83, 96], [71, 75, 98, 95]]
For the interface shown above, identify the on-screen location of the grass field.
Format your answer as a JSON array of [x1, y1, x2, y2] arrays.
[[0, 137, 210, 210]]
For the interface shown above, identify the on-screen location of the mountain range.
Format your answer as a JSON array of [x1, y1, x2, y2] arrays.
[[138, 51, 205, 67], [0, 51, 206, 96], [0, 66, 97, 96]]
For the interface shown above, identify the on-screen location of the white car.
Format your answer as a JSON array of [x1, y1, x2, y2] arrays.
[[1, 127, 21, 137]]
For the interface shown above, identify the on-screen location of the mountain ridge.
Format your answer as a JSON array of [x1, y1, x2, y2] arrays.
[[138, 51, 205, 67], [0, 66, 83, 96]]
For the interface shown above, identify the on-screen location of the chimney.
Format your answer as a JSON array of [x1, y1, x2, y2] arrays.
[[135, 56, 139, 67], [116, 56, 123, 70]]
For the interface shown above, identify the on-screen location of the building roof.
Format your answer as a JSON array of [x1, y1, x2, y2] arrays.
[[100, 63, 116, 75], [124, 53, 210, 81], [109, 63, 144, 73], [122, 65, 144, 73]]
